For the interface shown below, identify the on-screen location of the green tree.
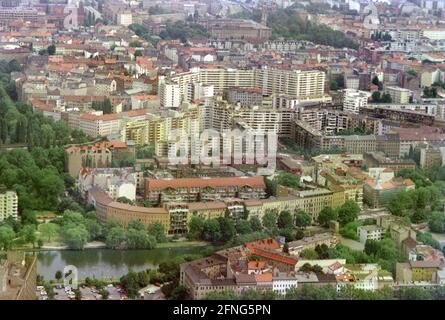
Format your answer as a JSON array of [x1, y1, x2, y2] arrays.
[[74, 288, 82, 300], [249, 216, 262, 232], [262, 211, 278, 233], [126, 228, 156, 249], [202, 219, 221, 242], [318, 206, 337, 227], [372, 90, 381, 102], [337, 200, 360, 226], [381, 93, 392, 103], [99, 288, 110, 300], [128, 220, 145, 231], [205, 290, 237, 300], [116, 196, 133, 205], [84, 219, 103, 241], [299, 248, 319, 259], [277, 210, 293, 229], [294, 210, 311, 229], [61, 210, 85, 225], [170, 285, 189, 300], [39, 222, 59, 242], [47, 44, 56, 55], [19, 224, 36, 247], [105, 226, 127, 249], [428, 211, 445, 233], [398, 287, 433, 300], [286, 284, 336, 300], [364, 239, 379, 256], [55, 270, 63, 282], [21, 210, 38, 225], [340, 221, 359, 240], [188, 215, 205, 240], [274, 172, 300, 189], [0, 225, 15, 250], [62, 225, 89, 250], [283, 242, 289, 254], [218, 217, 235, 242], [235, 219, 252, 234], [147, 222, 167, 242]]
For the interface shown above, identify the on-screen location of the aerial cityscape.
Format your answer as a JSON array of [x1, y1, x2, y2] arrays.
[[2, 0, 445, 304]]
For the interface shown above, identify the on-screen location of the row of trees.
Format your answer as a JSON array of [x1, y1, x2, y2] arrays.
[[47, 210, 167, 250], [91, 97, 112, 114], [371, 90, 392, 103], [387, 184, 443, 223], [205, 285, 445, 300]]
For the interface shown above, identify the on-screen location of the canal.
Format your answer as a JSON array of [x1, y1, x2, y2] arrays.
[[36, 246, 211, 280]]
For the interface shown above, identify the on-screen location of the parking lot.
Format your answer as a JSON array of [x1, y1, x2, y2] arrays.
[[37, 284, 127, 300]]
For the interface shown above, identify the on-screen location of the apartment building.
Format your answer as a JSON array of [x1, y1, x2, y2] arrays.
[[344, 135, 377, 154], [68, 113, 121, 137], [145, 176, 267, 204], [254, 67, 328, 102], [64, 140, 135, 178], [122, 107, 201, 154], [357, 225, 385, 244], [202, 99, 294, 137], [391, 126, 445, 157], [159, 82, 181, 109], [385, 86, 411, 104], [168, 67, 328, 103], [419, 146, 445, 169], [226, 87, 263, 107], [201, 19, 272, 41], [342, 89, 370, 114], [364, 152, 416, 174], [0, 190, 18, 222], [67, 109, 149, 138], [0, 7, 40, 27]]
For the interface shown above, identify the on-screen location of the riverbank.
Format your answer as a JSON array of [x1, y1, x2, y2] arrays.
[[34, 240, 210, 251]]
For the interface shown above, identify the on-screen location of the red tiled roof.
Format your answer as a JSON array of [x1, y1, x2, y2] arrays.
[[255, 272, 273, 282], [248, 247, 297, 266]]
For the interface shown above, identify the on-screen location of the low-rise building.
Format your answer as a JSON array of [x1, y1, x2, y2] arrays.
[[287, 233, 339, 256], [357, 225, 385, 244]]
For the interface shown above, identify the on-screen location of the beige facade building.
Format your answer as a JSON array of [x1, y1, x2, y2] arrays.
[[168, 67, 328, 103]]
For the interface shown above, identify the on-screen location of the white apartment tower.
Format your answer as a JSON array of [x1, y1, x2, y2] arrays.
[[342, 89, 371, 114], [160, 82, 181, 109]]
